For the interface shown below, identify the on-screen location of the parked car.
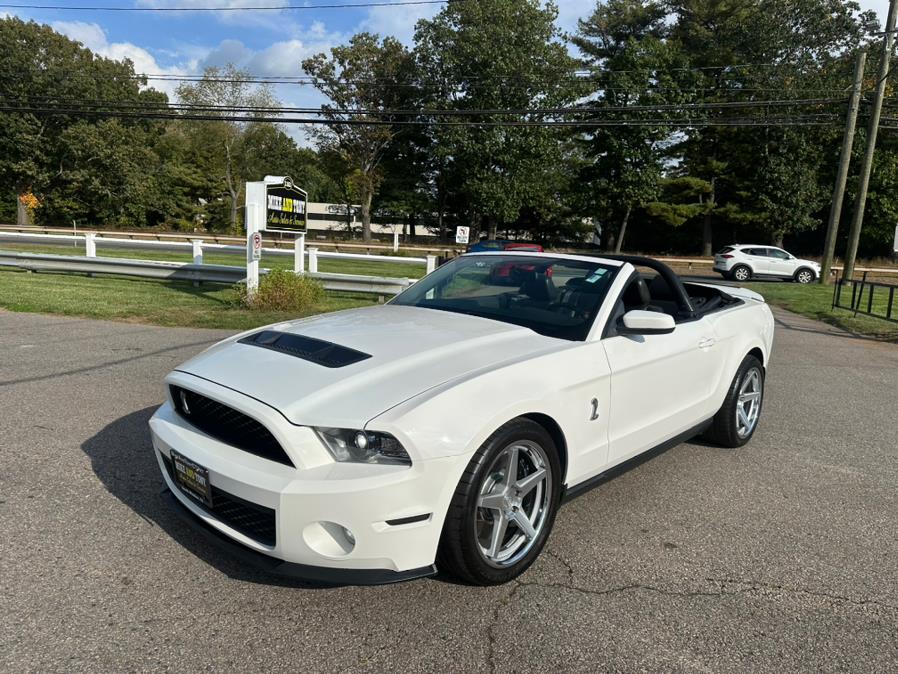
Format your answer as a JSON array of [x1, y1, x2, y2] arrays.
[[466, 241, 545, 284], [466, 239, 544, 253], [713, 244, 821, 283], [150, 253, 774, 586]]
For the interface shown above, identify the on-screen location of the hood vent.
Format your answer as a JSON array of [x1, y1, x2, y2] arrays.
[[238, 330, 372, 368]]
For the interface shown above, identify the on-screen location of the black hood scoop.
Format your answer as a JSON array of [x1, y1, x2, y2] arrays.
[[238, 330, 372, 368]]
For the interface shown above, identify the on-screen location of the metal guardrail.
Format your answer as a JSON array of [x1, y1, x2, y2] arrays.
[[832, 271, 898, 324], [0, 251, 413, 296]]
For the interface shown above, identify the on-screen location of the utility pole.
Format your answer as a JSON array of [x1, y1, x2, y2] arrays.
[[843, 0, 898, 282], [820, 50, 866, 285]]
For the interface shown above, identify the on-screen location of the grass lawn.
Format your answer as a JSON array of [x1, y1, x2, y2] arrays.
[[0, 268, 377, 330], [745, 281, 898, 341], [0, 242, 427, 279]]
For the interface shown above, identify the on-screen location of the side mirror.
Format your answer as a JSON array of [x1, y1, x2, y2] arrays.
[[619, 310, 676, 335]]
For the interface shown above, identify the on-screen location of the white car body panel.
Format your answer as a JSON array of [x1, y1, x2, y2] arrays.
[[149, 252, 774, 579]]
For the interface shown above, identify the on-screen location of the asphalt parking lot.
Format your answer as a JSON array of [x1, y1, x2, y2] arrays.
[[1, 307, 897, 673]]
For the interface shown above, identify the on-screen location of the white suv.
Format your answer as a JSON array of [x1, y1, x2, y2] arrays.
[[713, 245, 821, 283]]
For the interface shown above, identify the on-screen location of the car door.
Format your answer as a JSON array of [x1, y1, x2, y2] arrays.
[[743, 248, 770, 274], [601, 282, 723, 465], [765, 248, 796, 278]]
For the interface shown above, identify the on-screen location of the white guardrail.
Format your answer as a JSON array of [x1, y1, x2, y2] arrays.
[[0, 231, 435, 296]]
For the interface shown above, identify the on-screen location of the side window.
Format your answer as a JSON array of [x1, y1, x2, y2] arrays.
[[743, 248, 761, 256], [769, 249, 790, 259]]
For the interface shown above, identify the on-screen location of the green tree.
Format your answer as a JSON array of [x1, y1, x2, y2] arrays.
[[0, 17, 161, 226], [415, 0, 581, 240], [175, 65, 279, 232], [303, 33, 416, 242], [574, 0, 687, 252], [667, 0, 873, 253]]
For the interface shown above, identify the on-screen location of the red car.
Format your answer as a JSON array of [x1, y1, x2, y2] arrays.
[[466, 240, 546, 285]]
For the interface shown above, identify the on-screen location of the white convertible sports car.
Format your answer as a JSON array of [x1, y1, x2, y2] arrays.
[[149, 253, 774, 585]]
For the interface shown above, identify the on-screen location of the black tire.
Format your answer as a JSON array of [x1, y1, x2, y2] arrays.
[[730, 265, 752, 282], [437, 418, 562, 585], [794, 267, 815, 284], [703, 354, 765, 448]]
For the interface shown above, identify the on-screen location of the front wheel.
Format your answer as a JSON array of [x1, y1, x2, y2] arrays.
[[437, 419, 561, 585], [703, 354, 765, 448]]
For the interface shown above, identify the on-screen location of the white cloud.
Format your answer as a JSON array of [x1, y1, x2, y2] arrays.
[[135, 0, 296, 32], [857, 0, 889, 21], [359, 2, 442, 45], [51, 20, 188, 97], [553, 0, 595, 37]]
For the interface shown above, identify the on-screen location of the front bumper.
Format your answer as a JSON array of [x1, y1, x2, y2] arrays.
[[161, 489, 436, 584], [149, 399, 470, 582]]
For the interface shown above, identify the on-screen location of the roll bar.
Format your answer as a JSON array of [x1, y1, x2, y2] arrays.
[[600, 254, 696, 318]]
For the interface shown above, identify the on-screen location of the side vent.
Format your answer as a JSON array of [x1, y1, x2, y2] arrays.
[[238, 330, 372, 368]]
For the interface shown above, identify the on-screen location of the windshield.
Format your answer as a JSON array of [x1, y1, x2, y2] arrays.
[[390, 254, 619, 340]]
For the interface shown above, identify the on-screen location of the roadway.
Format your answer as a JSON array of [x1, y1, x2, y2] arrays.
[[1, 308, 896, 672]]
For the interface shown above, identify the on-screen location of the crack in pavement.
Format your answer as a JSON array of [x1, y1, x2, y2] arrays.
[[703, 577, 898, 612], [484, 574, 898, 672]]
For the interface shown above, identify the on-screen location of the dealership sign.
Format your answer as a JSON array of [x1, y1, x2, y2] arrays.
[[265, 177, 307, 233]]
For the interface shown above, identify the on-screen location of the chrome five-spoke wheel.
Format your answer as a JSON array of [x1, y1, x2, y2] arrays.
[[736, 367, 762, 438], [475, 441, 552, 567], [438, 418, 560, 585]]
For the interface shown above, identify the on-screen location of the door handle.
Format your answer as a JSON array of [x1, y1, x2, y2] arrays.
[[698, 337, 715, 349]]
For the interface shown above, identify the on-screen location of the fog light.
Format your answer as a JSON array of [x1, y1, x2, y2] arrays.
[[302, 521, 356, 557]]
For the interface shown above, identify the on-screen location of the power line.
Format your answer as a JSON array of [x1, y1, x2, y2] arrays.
[[0, 0, 446, 10], [0, 96, 845, 116], [0, 104, 842, 127]]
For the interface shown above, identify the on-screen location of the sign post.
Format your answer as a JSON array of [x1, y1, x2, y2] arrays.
[[244, 175, 308, 300]]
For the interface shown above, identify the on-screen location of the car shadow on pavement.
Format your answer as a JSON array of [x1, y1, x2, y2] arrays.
[[81, 406, 348, 589]]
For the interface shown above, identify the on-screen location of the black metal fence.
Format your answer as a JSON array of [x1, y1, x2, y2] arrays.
[[832, 271, 898, 324]]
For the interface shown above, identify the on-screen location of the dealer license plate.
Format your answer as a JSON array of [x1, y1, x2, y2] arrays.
[[171, 450, 212, 507]]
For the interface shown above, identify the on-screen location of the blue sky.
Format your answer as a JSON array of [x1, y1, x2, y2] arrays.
[[0, 1, 596, 97], [0, 0, 890, 142]]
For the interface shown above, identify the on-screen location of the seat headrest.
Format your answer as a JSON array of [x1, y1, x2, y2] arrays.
[[649, 274, 674, 301], [622, 276, 651, 308]]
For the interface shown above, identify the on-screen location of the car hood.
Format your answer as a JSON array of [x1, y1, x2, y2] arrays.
[[175, 304, 562, 428]]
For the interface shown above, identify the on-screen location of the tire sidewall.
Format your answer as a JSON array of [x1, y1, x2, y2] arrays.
[[726, 356, 765, 447], [452, 420, 562, 585]]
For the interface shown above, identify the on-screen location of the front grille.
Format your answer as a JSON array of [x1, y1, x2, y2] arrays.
[[162, 454, 277, 547], [170, 385, 293, 467]]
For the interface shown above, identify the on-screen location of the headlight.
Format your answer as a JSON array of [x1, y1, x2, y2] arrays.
[[314, 428, 411, 466]]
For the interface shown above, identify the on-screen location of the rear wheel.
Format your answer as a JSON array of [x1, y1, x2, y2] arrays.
[[794, 268, 815, 284], [730, 265, 752, 282], [437, 419, 561, 585], [704, 355, 764, 448]]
